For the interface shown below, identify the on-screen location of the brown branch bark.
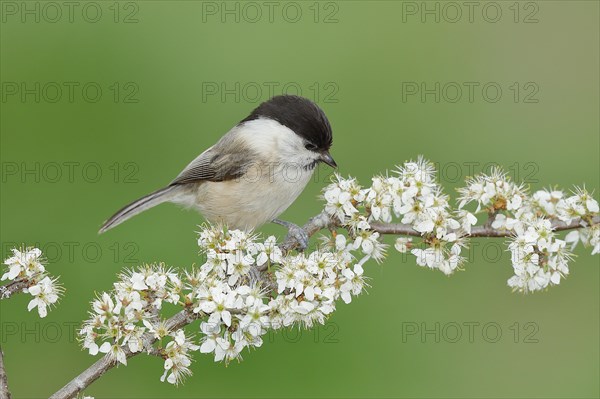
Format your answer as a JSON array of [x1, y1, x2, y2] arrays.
[[0, 345, 11, 399], [0, 280, 29, 300], [370, 215, 600, 237]]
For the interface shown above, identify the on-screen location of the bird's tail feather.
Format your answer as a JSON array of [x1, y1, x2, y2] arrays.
[[99, 186, 177, 233]]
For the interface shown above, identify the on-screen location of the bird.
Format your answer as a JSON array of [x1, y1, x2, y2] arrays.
[[99, 95, 336, 246]]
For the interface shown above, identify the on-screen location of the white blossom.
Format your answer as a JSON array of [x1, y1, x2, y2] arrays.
[[2, 247, 45, 281], [27, 276, 60, 318], [2, 247, 62, 317], [394, 237, 412, 253], [507, 218, 574, 293], [160, 330, 198, 384]]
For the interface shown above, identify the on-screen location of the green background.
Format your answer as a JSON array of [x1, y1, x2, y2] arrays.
[[1, 1, 599, 398]]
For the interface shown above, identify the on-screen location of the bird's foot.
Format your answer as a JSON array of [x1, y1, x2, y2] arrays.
[[272, 219, 309, 251]]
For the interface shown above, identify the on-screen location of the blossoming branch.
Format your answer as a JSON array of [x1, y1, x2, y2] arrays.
[[1, 157, 597, 399]]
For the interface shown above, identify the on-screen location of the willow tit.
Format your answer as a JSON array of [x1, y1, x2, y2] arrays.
[[99, 95, 336, 235]]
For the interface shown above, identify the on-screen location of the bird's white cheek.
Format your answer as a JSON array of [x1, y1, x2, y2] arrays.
[[237, 117, 319, 168], [279, 146, 320, 169]]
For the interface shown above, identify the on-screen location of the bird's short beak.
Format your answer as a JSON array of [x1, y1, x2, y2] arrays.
[[320, 151, 337, 168]]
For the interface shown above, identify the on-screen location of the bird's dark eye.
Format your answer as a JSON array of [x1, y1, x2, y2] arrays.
[[305, 143, 318, 151]]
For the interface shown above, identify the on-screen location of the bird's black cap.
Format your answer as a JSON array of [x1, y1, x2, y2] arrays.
[[240, 95, 333, 151]]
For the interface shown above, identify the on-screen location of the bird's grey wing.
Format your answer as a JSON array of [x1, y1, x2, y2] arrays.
[[169, 134, 253, 185]]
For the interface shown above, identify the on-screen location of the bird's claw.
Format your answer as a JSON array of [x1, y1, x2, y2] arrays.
[[287, 225, 309, 251], [272, 219, 309, 251]]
